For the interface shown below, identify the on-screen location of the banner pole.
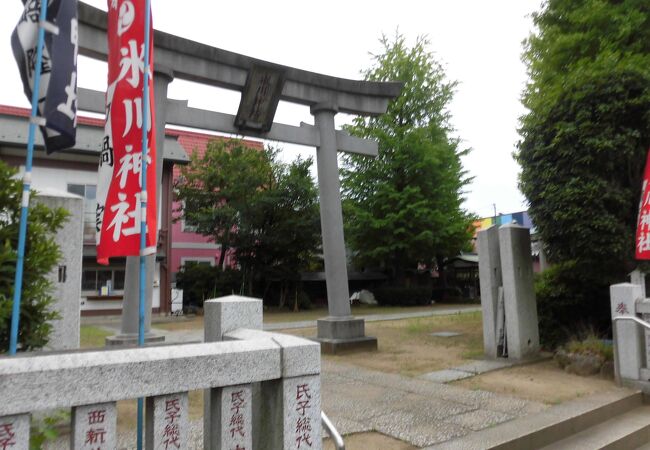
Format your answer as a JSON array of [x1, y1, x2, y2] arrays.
[[9, 0, 50, 356], [137, 0, 153, 447]]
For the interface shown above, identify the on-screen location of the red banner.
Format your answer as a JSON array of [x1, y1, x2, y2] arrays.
[[96, 0, 157, 265], [636, 149, 650, 259]]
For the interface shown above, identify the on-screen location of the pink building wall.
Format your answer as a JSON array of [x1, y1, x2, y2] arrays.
[[168, 128, 263, 275]]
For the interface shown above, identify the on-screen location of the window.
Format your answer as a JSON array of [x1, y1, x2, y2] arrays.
[[180, 257, 214, 267], [68, 184, 97, 241], [81, 267, 126, 294]]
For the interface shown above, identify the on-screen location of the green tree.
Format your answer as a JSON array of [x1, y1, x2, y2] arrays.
[[234, 154, 320, 306], [516, 0, 650, 346], [175, 141, 320, 304], [175, 139, 271, 270], [342, 34, 474, 283], [0, 161, 67, 352]]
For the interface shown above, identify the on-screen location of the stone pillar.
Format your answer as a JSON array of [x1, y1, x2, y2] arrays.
[[256, 375, 322, 450], [107, 67, 173, 346], [310, 102, 376, 353], [477, 225, 501, 358], [203, 296, 262, 450], [37, 191, 83, 351], [0, 414, 29, 450], [499, 223, 540, 359], [71, 402, 117, 449], [610, 283, 645, 382], [145, 392, 189, 450], [206, 384, 253, 450]]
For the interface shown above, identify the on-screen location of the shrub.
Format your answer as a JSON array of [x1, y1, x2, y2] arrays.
[[175, 264, 242, 310], [372, 286, 431, 306], [534, 261, 612, 350], [0, 161, 67, 352]]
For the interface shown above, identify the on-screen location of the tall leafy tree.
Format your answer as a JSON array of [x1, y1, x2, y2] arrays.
[[516, 0, 650, 345], [342, 34, 474, 283], [0, 161, 67, 351]]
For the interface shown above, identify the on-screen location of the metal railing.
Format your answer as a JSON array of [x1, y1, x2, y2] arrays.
[[322, 410, 345, 450], [613, 315, 650, 330]]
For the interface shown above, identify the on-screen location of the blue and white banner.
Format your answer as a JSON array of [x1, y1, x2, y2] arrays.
[[11, 0, 78, 153]]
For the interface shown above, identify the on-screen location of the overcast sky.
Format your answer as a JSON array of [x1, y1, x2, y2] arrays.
[[0, 0, 543, 218]]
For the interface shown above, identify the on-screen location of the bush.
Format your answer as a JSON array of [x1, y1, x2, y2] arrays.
[[0, 161, 67, 352], [535, 261, 612, 350], [175, 264, 242, 310], [372, 286, 431, 306]]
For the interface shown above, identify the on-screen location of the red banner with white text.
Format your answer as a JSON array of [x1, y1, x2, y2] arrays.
[[96, 0, 157, 265], [636, 149, 650, 259]]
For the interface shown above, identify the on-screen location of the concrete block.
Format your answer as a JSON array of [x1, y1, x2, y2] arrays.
[[478, 226, 501, 359], [71, 402, 117, 449], [0, 414, 29, 450], [316, 317, 365, 340], [499, 223, 540, 359], [205, 384, 252, 450], [611, 283, 645, 381], [37, 191, 83, 351], [315, 336, 378, 354], [204, 296, 263, 342], [146, 392, 189, 450]]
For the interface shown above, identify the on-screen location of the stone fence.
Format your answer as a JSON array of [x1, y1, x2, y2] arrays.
[[0, 295, 322, 449], [610, 274, 650, 392]]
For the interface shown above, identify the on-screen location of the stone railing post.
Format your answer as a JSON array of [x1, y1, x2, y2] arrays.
[[233, 332, 321, 450], [204, 295, 322, 450], [203, 296, 262, 450], [0, 414, 30, 450], [145, 392, 190, 450], [611, 283, 645, 382], [72, 402, 117, 449]]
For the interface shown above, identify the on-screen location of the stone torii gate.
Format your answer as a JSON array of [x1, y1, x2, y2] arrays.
[[77, 3, 402, 352]]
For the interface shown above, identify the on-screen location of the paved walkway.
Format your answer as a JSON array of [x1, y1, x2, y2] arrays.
[[70, 306, 550, 448]]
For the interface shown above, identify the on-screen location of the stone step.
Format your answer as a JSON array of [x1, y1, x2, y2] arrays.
[[636, 443, 650, 450], [424, 389, 643, 449], [539, 405, 650, 450]]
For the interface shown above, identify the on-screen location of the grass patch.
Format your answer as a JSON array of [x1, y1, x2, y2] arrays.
[[564, 335, 613, 361], [288, 310, 484, 377], [80, 325, 112, 349]]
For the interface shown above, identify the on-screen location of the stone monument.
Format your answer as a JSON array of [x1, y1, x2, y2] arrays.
[[478, 222, 540, 360], [36, 189, 83, 351]]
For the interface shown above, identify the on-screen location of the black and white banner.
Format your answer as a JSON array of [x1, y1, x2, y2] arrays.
[[11, 0, 78, 153]]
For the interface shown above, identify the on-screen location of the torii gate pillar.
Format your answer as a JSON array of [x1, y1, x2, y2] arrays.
[[311, 103, 377, 353]]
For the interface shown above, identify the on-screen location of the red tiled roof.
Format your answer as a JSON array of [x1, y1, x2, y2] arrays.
[[0, 104, 105, 127], [0, 104, 264, 158]]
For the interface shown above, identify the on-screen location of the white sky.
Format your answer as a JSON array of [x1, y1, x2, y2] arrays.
[[0, 0, 543, 218]]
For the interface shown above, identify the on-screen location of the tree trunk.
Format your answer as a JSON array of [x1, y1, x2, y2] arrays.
[[217, 244, 228, 271], [293, 284, 299, 312]]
